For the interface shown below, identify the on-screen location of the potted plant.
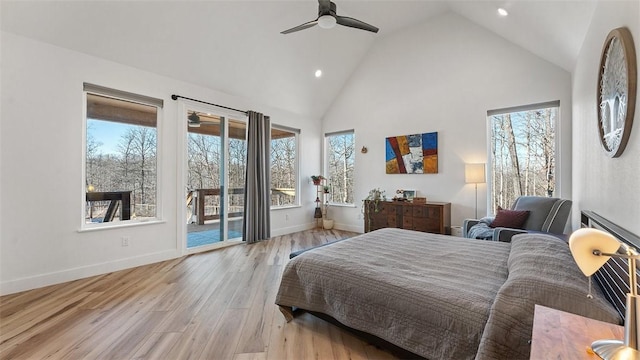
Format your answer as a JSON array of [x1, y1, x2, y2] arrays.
[[362, 188, 386, 231], [323, 185, 330, 194], [311, 175, 325, 185], [365, 188, 385, 202]]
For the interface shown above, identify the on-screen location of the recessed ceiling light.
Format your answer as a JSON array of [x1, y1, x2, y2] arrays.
[[315, 69, 322, 78], [497, 8, 508, 16]]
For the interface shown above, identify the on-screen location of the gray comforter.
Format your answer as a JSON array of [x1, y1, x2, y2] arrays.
[[275, 228, 621, 360]]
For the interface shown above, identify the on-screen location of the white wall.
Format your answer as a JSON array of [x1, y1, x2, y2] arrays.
[[572, 0, 640, 235], [0, 32, 320, 295], [322, 12, 573, 232]]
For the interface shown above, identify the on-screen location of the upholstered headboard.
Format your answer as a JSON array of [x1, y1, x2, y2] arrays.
[[581, 210, 640, 319]]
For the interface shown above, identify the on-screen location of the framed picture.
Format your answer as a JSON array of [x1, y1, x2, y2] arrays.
[[385, 132, 438, 174], [402, 190, 416, 200]]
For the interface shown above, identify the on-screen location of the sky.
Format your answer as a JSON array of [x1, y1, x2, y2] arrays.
[[87, 119, 136, 154]]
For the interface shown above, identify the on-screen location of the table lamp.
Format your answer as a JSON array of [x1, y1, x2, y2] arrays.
[[569, 228, 640, 359]]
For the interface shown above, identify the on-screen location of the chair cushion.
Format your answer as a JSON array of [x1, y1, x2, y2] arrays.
[[490, 207, 530, 229]]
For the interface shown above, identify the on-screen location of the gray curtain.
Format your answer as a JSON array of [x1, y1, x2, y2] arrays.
[[243, 111, 271, 243]]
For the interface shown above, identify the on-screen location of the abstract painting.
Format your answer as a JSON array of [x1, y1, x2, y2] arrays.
[[385, 132, 438, 174]]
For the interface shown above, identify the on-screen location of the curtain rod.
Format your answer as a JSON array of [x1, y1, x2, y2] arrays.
[[171, 94, 248, 115]]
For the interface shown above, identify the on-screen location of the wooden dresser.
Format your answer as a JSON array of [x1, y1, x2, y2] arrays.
[[364, 200, 451, 235]]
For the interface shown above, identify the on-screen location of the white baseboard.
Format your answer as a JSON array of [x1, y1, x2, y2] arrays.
[[0, 249, 181, 296], [332, 222, 364, 233], [1, 224, 362, 296], [271, 222, 363, 236], [271, 222, 316, 237]]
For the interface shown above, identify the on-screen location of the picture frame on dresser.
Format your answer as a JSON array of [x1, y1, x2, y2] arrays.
[[402, 190, 416, 200]]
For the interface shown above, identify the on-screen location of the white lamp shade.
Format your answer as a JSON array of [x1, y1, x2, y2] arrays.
[[465, 163, 486, 184], [318, 15, 337, 29], [569, 228, 621, 276]]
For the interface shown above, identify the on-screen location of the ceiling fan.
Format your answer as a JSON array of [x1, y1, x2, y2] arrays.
[[281, 0, 379, 35], [187, 111, 224, 128], [188, 111, 202, 127]]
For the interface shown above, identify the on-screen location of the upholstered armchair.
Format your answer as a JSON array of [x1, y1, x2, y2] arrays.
[[462, 196, 572, 242]]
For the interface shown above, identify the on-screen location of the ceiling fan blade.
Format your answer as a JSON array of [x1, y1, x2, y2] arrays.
[[336, 16, 379, 33], [281, 19, 318, 34]]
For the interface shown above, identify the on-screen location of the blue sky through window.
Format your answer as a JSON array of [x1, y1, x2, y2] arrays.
[[88, 119, 138, 154]]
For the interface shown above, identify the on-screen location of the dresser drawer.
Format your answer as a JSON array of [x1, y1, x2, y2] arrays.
[[427, 207, 441, 218], [414, 219, 440, 232], [402, 216, 414, 229], [412, 206, 426, 217], [402, 206, 412, 217]]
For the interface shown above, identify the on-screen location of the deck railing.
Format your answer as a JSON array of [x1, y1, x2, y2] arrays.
[[194, 188, 245, 225], [85, 191, 131, 223]]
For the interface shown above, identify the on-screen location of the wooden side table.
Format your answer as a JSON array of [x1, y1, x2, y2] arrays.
[[530, 305, 624, 359]]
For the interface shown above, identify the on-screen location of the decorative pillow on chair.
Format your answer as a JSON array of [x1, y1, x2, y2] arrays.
[[489, 207, 530, 229]]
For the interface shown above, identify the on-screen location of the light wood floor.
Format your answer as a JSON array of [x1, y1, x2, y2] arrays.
[[0, 229, 400, 360]]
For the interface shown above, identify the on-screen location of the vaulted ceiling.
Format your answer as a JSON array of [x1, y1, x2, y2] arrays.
[[0, 0, 598, 119]]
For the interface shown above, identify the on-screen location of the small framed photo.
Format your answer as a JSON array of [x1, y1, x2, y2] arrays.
[[402, 190, 416, 200]]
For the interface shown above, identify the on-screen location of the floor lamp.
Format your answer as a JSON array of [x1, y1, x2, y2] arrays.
[[465, 163, 486, 219]]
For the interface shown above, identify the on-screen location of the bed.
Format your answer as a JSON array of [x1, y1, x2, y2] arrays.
[[275, 227, 623, 359]]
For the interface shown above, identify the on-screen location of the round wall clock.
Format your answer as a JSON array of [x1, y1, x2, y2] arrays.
[[597, 27, 637, 158]]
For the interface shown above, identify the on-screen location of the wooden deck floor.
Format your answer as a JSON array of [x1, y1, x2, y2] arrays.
[[0, 229, 399, 360], [187, 218, 243, 233]]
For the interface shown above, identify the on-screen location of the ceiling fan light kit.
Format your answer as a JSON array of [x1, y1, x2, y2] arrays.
[[318, 14, 336, 29], [281, 0, 378, 34]]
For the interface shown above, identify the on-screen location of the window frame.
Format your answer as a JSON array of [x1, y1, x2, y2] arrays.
[[324, 129, 356, 206], [80, 84, 164, 231], [270, 124, 300, 209], [486, 100, 560, 216]]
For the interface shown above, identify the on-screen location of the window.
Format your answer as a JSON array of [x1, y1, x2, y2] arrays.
[[325, 130, 355, 205], [488, 101, 558, 213], [270, 125, 299, 207], [84, 84, 162, 226]]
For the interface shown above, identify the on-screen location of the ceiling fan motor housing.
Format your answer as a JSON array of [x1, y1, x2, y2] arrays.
[[319, 1, 337, 17]]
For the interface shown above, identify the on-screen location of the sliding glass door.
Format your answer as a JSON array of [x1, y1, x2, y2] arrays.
[[184, 107, 246, 252]]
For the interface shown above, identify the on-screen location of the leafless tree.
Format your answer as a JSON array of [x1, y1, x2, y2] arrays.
[[188, 133, 220, 190], [86, 122, 158, 220], [271, 135, 296, 205], [327, 133, 355, 204], [86, 126, 103, 189], [490, 107, 556, 212]]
